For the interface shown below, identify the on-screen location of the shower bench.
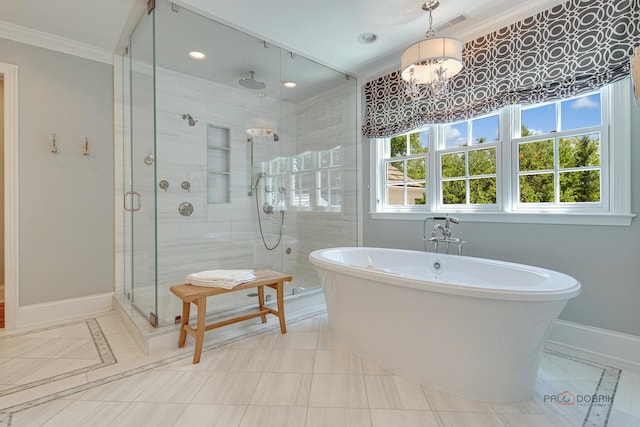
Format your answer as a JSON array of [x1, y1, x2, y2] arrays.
[[170, 270, 292, 364]]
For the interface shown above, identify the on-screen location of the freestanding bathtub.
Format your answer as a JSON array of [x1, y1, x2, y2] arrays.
[[309, 247, 581, 403]]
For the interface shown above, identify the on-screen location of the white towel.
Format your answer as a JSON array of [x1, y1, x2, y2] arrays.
[[188, 269, 254, 282], [186, 269, 256, 289]]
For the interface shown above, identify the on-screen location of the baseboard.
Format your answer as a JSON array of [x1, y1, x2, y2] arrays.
[[17, 293, 114, 328], [546, 319, 640, 372]]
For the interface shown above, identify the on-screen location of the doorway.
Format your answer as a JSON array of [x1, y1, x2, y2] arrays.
[[0, 76, 4, 328], [1, 62, 18, 330]]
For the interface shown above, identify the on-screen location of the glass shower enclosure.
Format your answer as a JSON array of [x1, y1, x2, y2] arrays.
[[120, 0, 359, 327]]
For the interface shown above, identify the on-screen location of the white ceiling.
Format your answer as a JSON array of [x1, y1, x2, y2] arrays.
[[0, 0, 139, 53], [0, 0, 565, 79], [169, 0, 565, 79]]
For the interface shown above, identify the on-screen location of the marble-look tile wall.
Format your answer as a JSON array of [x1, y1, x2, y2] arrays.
[[152, 68, 299, 322], [119, 64, 358, 326]]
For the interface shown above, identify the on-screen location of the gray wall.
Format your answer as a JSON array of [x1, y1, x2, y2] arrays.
[[362, 95, 640, 338], [0, 38, 114, 305]]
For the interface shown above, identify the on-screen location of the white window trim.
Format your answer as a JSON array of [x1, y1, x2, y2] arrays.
[[511, 125, 608, 213], [435, 142, 500, 211], [315, 146, 343, 212], [369, 78, 635, 226]]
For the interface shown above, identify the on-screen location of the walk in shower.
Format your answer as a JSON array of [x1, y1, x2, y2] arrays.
[[118, 0, 359, 327]]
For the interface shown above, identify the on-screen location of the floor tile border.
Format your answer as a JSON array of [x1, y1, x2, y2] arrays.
[[87, 319, 118, 365], [0, 307, 326, 426], [0, 319, 116, 399], [0, 313, 621, 427], [545, 349, 621, 427]]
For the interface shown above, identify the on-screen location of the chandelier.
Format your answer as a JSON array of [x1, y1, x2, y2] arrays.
[[401, 0, 463, 99]]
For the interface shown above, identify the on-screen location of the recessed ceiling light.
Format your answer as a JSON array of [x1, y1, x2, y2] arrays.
[[188, 51, 206, 60], [283, 81, 297, 88], [357, 32, 378, 44]]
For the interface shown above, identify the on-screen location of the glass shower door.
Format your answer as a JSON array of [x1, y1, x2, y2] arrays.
[[126, 9, 158, 325]]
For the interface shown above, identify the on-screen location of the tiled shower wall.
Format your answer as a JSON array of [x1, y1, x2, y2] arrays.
[[153, 68, 298, 322], [120, 65, 358, 326]]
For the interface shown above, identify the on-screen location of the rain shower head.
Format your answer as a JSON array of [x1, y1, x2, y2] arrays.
[[239, 71, 266, 90], [247, 128, 279, 142]]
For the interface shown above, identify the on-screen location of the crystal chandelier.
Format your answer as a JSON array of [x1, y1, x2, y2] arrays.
[[401, 0, 463, 99]]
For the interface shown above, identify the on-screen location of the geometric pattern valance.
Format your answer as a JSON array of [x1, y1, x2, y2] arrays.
[[363, 0, 640, 138]]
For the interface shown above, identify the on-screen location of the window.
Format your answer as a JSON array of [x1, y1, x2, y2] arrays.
[[371, 80, 633, 225], [440, 114, 499, 207], [316, 146, 342, 208], [515, 93, 604, 208], [266, 156, 288, 210], [260, 147, 346, 212], [290, 152, 312, 208], [381, 130, 428, 207]]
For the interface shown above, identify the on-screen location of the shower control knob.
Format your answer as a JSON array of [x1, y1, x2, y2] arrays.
[[178, 202, 194, 216]]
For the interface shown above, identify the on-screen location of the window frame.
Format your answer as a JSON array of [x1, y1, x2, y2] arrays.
[[369, 79, 634, 226], [511, 89, 609, 212], [437, 144, 500, 210], [263, 146, 346, 214], [378, 135, 429, 211], [436, 111, 502, 211], [512, 126, 608, 212], [315, 146, 343, 211], [289, 152, 313, 210]]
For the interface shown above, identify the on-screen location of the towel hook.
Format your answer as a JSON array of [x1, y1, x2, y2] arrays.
[[50, 133, 58, 153], [83, 137, 90, 156]]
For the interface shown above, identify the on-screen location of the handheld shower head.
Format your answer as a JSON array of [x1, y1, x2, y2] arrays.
[[253, 172, 267, 190]]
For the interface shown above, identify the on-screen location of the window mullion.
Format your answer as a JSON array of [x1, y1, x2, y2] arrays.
[[465, 148, 470, 205], [403, 159, 408, 205], [429, 124, 440, 210], [554, 136, 560, 205], [466, 121, 471, 205], [503, 106, 515, 212]]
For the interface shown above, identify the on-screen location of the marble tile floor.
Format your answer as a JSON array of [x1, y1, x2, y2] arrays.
[[0, 309, 639, 427]]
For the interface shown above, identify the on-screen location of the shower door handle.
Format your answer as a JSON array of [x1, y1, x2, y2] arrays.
[[124, 191, 141, 212]]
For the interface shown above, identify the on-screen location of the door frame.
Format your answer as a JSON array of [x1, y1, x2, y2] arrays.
[[2, 62, 19, 330]]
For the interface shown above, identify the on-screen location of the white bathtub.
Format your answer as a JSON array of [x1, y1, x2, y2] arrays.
[[309, 247, 581, 403]]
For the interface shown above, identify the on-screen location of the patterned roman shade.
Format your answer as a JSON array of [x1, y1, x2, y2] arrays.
[[363, 0, 640, 138]]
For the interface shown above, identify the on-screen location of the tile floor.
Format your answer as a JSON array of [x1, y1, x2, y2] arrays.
[[0, 307, 639, 427]]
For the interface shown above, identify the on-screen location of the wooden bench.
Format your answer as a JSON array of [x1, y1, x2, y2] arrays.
[[170, 270, 291, 364]]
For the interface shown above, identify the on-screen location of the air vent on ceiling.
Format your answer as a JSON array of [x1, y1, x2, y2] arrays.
[[434, 13, 469, 32]]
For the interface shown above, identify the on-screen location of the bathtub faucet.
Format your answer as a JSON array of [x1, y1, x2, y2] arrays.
[[422, 215, 465, 255]]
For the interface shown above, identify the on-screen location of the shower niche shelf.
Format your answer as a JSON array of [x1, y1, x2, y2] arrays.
[[207, 125, 231, 204]]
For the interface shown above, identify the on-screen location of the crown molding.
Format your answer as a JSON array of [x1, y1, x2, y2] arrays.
[[0, 19, 112, 65]]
